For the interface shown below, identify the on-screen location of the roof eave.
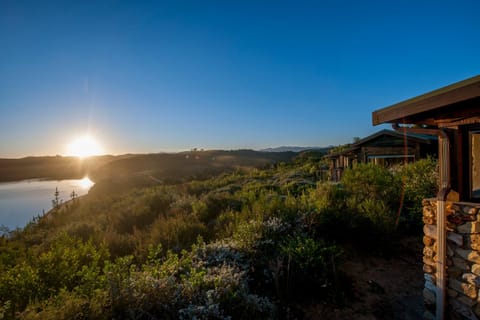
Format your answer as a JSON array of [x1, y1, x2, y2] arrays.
[[372, 75, 480, 126]]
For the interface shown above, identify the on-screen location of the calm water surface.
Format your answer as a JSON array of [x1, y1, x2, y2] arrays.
[[0, 177, 94, 230]]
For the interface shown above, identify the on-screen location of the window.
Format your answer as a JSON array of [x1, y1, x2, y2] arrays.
[[471, 131, 480, 199]]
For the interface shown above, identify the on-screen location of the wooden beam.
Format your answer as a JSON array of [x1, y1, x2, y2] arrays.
[[372, 75, 480, 125], [362, 146, 416, 154]]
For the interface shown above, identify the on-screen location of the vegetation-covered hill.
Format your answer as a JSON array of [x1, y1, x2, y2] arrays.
[[0, 156, 114, 182], [0, 150, 296, 183], [0, 152, 437, 319]]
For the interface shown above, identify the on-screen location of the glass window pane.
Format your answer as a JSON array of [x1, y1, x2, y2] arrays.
[[472, 132, 480, 198]]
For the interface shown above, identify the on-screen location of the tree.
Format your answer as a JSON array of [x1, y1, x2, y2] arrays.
[[70, 190, 78, 201], [52, 187, 60, 209]]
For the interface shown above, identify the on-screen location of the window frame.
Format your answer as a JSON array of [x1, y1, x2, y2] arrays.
[[469, 128, 480, 201]]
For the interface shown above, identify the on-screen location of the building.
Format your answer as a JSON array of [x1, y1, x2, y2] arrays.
[[372, 75, 480, 320], [327, 129, 437, 182]]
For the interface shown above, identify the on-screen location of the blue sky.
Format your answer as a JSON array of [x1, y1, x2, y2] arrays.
[[1, 0, 479, 157]]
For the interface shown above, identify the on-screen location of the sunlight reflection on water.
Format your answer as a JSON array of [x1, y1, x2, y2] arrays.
[[74, 176, 95, 189]]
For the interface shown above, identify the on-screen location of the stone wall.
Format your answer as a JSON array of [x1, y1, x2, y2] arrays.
[[423, 199, 480, 319]]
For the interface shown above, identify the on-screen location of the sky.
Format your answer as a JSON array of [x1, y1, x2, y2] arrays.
[[1, 0, 479, 157]]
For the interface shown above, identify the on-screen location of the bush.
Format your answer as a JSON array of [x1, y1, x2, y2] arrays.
[[341, 163, 400, 233], [394, 157, 438, 231], [20, 289, 109, 320], [277, 235, 342, 300]]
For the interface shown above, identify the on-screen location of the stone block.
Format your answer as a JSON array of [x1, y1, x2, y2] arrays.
[[463, 273, 480, 286], [448, 267, 463, 279], [424, 264, 435, 274], [457, 249, 480, 264], [424, 205, 436, 217], [448, 232, 464, 246], [425, 273, 436, 283], [448, 245, 455, 257], [424, 257, 436, 267], [459, 222, 480, 234], [464, 206, 479, 215], [472, 264, 480, 276], [425, 278, 437, 292], [423, 288, 436, 305], [459, 294, 477, 307], [450, 279, 477, 299], [424, 246, 435, 259], [453, 257, 470, 271], [423, 216, 435, 225], [448, 288, 459, 297], [449, 203, 461, 212], [447, 257, 453, 267], [424, 224, 437, 239], [451, 299, 479, 320], [424, 236, 435, 247], [468, 235, 480, 251]]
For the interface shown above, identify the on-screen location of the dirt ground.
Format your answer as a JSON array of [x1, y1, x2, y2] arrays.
[[302, 236, 425, 320]]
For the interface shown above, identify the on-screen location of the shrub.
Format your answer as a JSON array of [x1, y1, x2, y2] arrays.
[[0, 235, 109, 317], [341, 163, 400, 233], [149, 214, 208, 252], [394, 157, 438, 230], [278, 235, 342, 300], [20, 289, 109, 320]]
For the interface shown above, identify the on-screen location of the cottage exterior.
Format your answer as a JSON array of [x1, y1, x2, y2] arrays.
[[327, 129, 437, 182], [372, 75, 480, 320]]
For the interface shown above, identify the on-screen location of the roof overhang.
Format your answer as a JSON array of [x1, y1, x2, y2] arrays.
[[353, 129, 436, 146], [372, 75, 480, 126], [325, 145, 359, 158]]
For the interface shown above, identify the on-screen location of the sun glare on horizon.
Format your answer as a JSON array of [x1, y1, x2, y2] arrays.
[[66, 135, 104, 158]]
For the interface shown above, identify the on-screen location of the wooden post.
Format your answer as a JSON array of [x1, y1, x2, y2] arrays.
[[436, 133, 450, 320]]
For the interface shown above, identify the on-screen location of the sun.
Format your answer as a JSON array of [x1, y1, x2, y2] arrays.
[[66, 135, 104, 158]]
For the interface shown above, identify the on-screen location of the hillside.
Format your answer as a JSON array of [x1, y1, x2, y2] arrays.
[[0, 155, 114, 182], [91, 149, 296, 181], [260, 146, 332, 153], [0, 152, 435, 319], [0, 150, 296, 184]]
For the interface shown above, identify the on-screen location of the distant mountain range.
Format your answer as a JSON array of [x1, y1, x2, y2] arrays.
[[260, 146, 333, 153]]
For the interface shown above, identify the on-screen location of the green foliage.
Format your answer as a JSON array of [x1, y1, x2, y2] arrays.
[[0, 234, 109, 317], [394, 157, 438, 230], [341, 163, 400, 233], [279, 236, 341, 298], [0, 152, 438, 318], [21, 289, 109, 320], [328, 144, 351, 154]]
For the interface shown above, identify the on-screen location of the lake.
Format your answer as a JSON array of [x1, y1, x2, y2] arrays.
[[0, 177, 94, 230]]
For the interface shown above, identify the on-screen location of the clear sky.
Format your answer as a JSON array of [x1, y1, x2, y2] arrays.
[[1, 0, 479, 157]]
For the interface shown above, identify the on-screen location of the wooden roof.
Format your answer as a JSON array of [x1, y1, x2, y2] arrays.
[[352, 129, 436, 146], [372, 75, 480, 126], [326, 129, 436, 158]]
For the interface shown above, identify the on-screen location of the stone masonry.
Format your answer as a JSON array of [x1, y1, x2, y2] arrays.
[[423, 198, 480, 320]]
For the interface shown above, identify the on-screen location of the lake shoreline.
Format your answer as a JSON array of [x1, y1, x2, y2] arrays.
[[0, 178, 95, 230]]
